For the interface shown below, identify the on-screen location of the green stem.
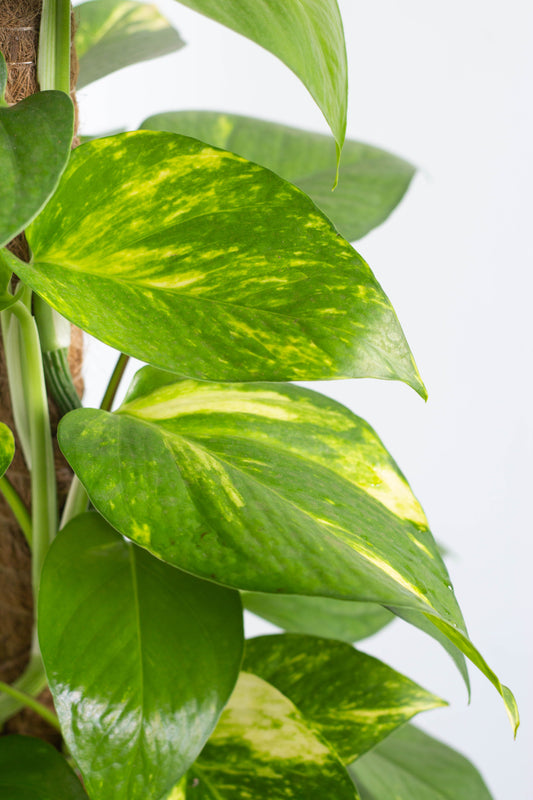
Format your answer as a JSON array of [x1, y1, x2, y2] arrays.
[[0, 680, 61, 732], [38, 0, 71, 95], [10, 301, 57, 599], [100, 352, 130, 412], [0, 475, 32, 545], [0, 654, 48, 728]]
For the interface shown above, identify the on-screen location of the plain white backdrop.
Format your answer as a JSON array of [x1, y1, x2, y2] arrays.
[[75, 1, 532, 797]]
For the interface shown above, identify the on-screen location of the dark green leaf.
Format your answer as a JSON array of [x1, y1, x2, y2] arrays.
[[76, 0, 185, 88], [243, 592, 393, 643], [172, 0, 347, 155], [0, 52, 74, 248], [0, 421, 15, 477], [16, 131, 424, 392], [0, 735, 88, 799], [58, 369, 515, 731], [349, 724, 494, 800], [38, 512, 243, 800], [141, 111, 415, 241], [186, 672, 360, 799], [243, 634, 445, 763], [0, 51, 7, 105]]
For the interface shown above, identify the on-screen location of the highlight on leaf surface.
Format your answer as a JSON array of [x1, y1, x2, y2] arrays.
[[141, 111, 415, 242], [57, 368, 518, 732], [349, 724, 494, 800], [243, 634, 446, 763], [16, 131, 425, 393], [0, 735, 89, 799], [182, 672, 360, 800], [0, 51, 74, 248], [75, 0, 185, 88], [38, 513, 244, 800], [172, 0, 348, 157]]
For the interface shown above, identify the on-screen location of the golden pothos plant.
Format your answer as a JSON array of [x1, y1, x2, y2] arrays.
[[0, 1, 519, 798]]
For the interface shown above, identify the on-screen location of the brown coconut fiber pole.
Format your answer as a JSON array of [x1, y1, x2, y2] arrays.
[[0, 0, 82, 742]]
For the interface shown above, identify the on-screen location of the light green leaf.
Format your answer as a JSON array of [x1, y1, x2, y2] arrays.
[[243, 592, 394, 643], [76, 0, 185, 88], [16, 131, 424, 392], [243, 634, 446, 763], [141, 111, 415, 241], [0, 421, 15, 477], [172, 0, 347, 156], [349, 724, 494, 800], [186, 672, 359, 799], [0, 51, 74, 249], [0, 735, 88, 799], [38, 512, 244, 800]]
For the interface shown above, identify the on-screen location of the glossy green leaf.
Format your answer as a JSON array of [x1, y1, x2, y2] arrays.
[[185, 672, 359, 799], [16, 132, 424, 392], [0, 52, 74, 249], [0, 421, 15, 477], [141, 111, 415, 241], [349, 724, 493, 800], [76, 0, 185, 89], [243, 592, 393, 643], [173, 0, 347, 155], [38, 512, 243, 800], [0, 735, 88, 799], [243, 634, 445, 763], [59, 368, 516, 730]]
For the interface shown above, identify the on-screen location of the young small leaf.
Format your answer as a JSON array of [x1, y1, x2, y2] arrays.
[[0, 735, 88, 799], [243, 634, 446, 763], [0, 51, 74, 248], [17, 131, 424, 393], [141, 111, 415, 241], [243, 592, 393, 643], [76, 0, 185, 88], [0, 422, 15, 478], [172, 0, 347, 156], [38, 513, 244, 800], [349, 724, 494, 799], [186, 672, 360, 799]]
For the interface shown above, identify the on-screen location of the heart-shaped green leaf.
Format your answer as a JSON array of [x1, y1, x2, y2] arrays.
[[0, 52, 74, 249], [348, 724, 493, 799], [16, 131, 424, 392], [0, 735, 88, 799], [38, 513, 244, 800], [0, 422, 15, 477], [76, 0, 185, 88], [185, 672, 359, 799], [172, 0, 347, 157], [243, 634, 446, 763], [243, 593, 393, 643], [141, 111, 415, 242]]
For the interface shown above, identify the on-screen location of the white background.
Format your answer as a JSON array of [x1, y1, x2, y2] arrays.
[[76, 0, 532, 797]]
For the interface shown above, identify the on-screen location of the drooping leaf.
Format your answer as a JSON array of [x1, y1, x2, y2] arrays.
[[0, 735, 88, 799], [243, 592, 393, 643], [185, 672, 360, 799], [243, 634, 445, 763], [349, 724, 494, 800], [16, 132, 424, 392], [59, 368, 516, 729], [0, 51, 74, 249], [0, 422, 15, 477], [76, 0, 185, 89], [141, 111, 415, 241], [38, 513, 243, 800], [172, 0, 347, 156]]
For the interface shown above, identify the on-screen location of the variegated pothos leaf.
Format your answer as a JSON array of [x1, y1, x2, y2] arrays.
[[16, 132, 424, 391]]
